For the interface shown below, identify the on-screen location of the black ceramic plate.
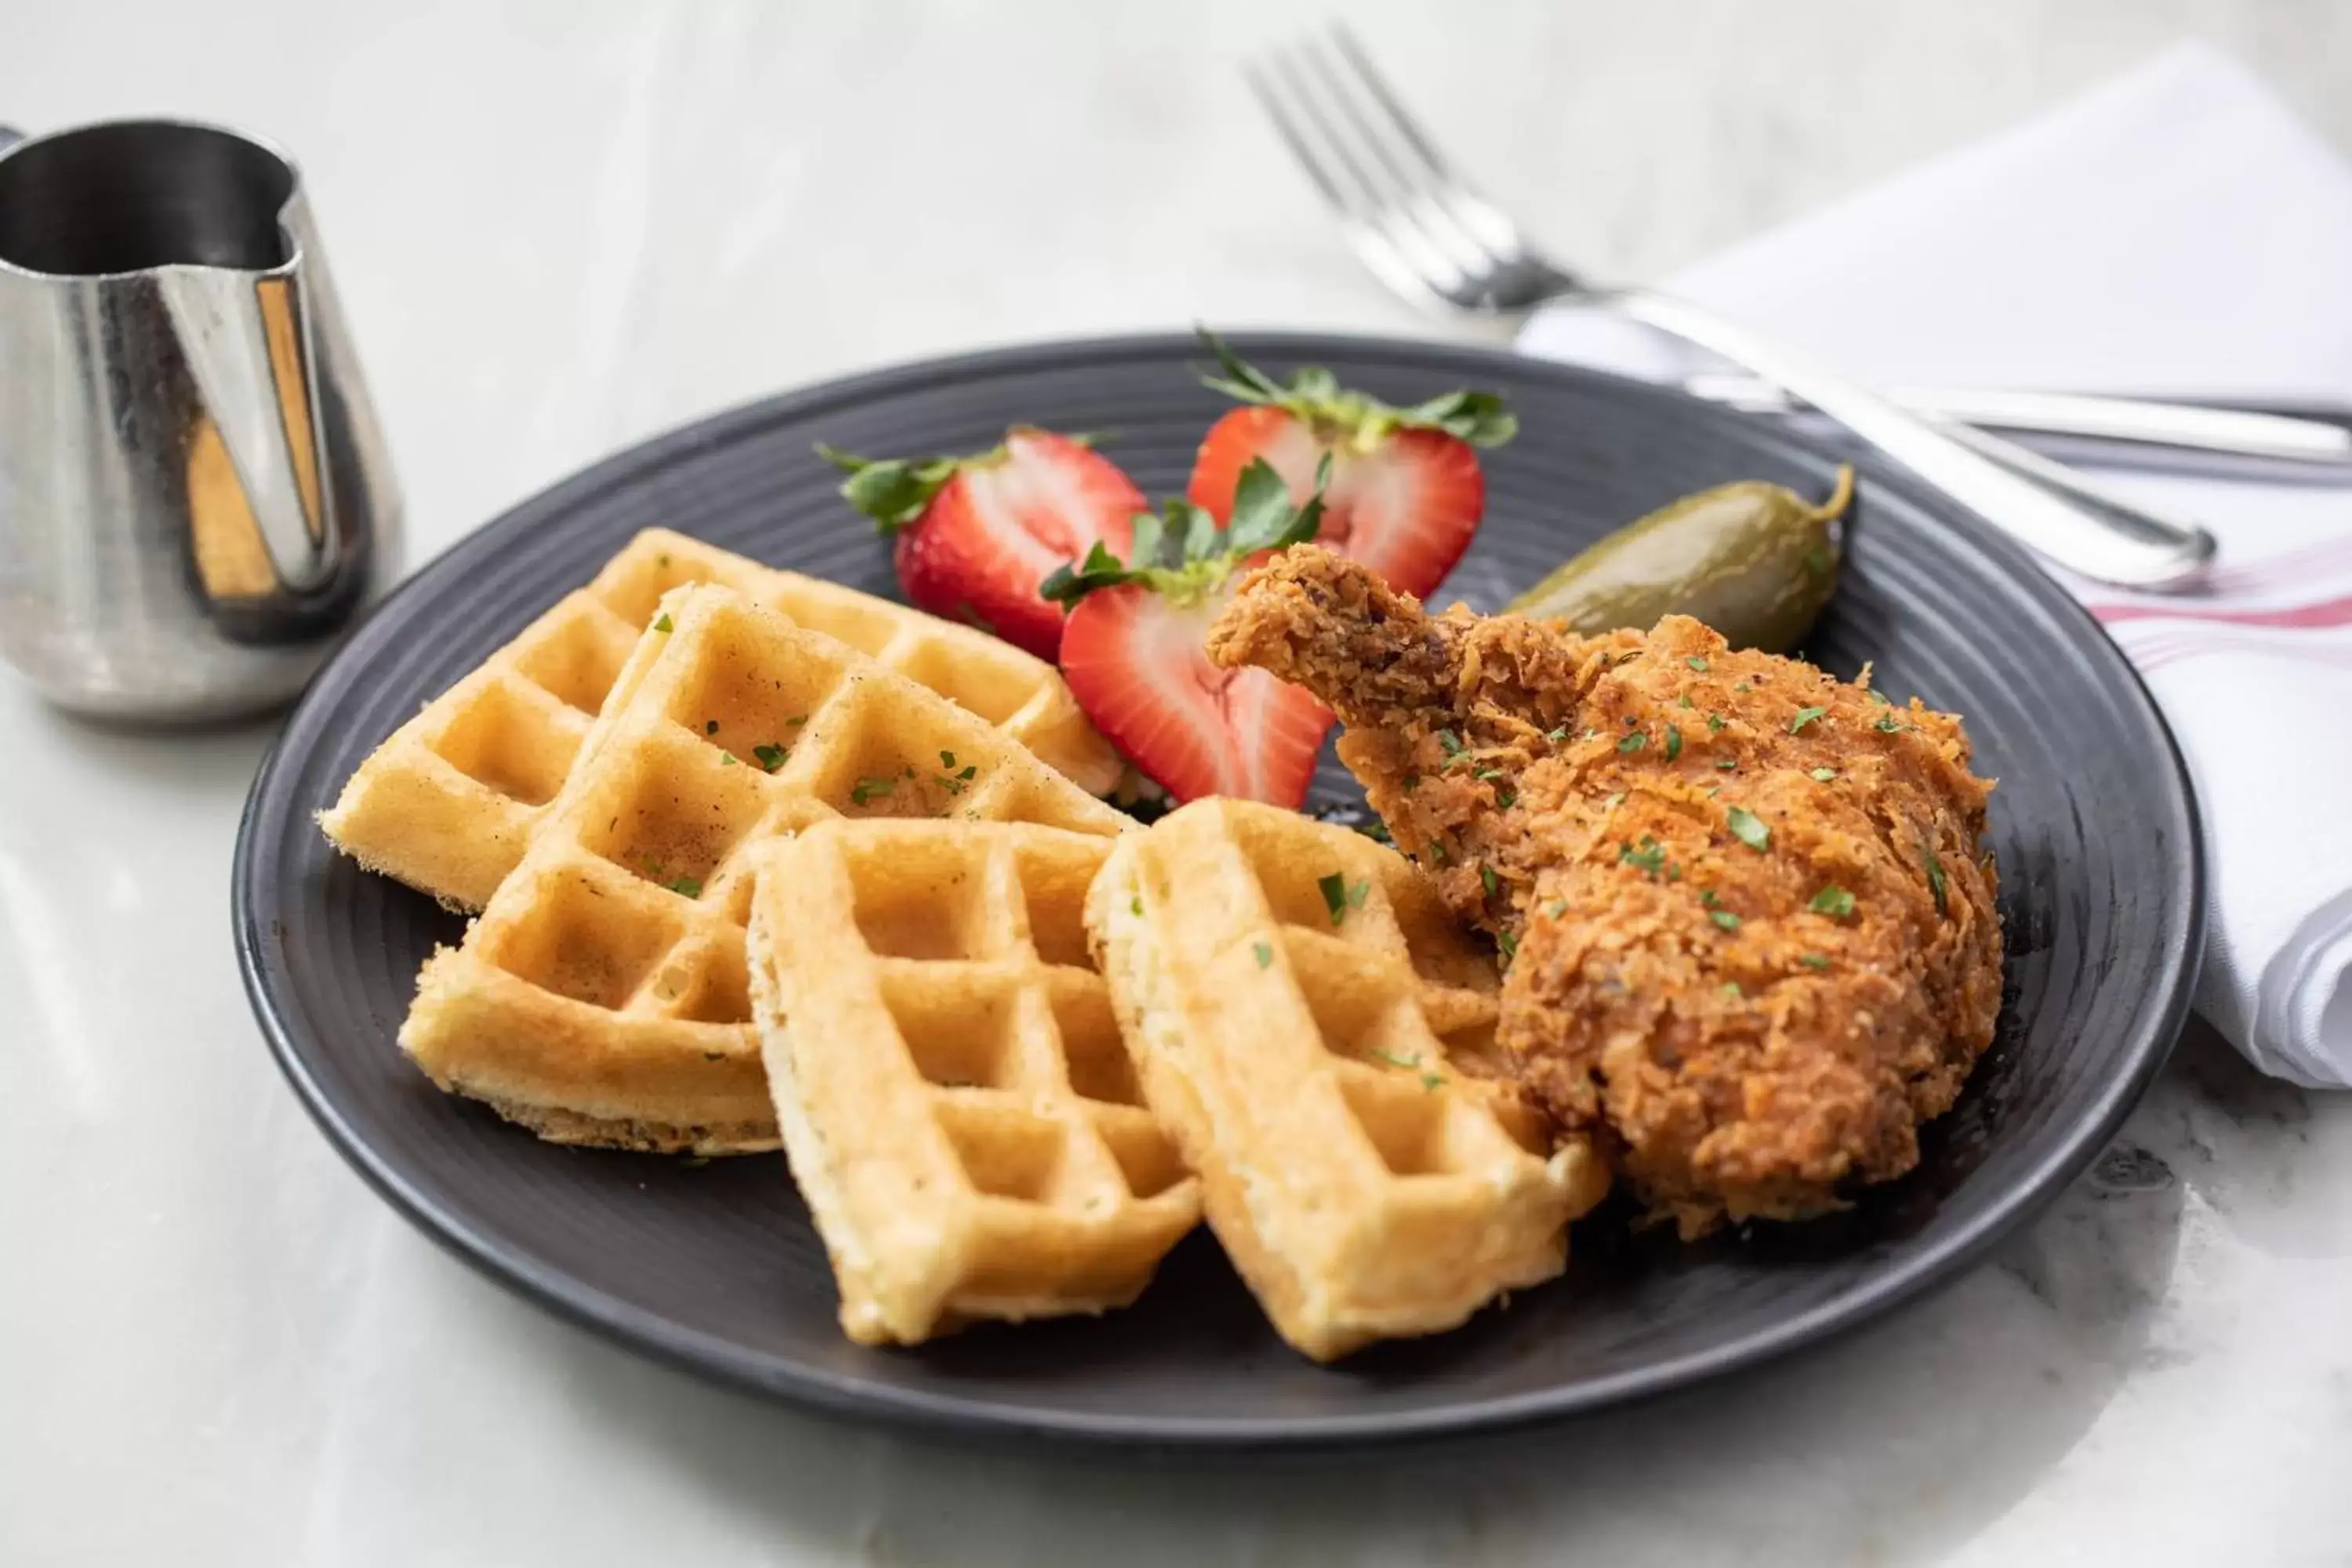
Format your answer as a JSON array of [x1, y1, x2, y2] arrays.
[[234, 333, 2200, 1451]]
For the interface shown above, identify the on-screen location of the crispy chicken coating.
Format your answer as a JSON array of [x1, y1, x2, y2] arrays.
[[1207, 547, 2002, 1236]]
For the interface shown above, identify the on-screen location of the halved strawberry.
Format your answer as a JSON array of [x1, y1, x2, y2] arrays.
[[1186, 330, 1514, 600], [1044, 458, 1335, 807], [819, 428, 1143, 660]]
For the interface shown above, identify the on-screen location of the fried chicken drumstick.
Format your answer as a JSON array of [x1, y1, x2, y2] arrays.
[[1207, 547, 2002, 1236]]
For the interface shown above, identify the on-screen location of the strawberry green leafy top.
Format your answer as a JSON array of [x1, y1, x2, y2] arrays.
[[1195, 327, 1517, 452], [1040, 457, 1330, 609]]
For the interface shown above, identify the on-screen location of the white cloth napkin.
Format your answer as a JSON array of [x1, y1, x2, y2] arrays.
[[1520, 42, 2352, 1087]]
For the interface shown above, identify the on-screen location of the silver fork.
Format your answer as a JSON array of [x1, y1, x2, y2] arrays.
[[1249, 26, 2226, 589], [1260, 32, 2349, 470]]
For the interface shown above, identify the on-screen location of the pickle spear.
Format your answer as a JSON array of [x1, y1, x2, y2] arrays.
[[1508, 466, 1854, 653]]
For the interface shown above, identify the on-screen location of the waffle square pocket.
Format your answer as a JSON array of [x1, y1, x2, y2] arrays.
[[1086, 798, 1608, 1360], [320, 528, 1120, 911], [746, 819, 1199, 1345], [397, 583, 1129, 1153]]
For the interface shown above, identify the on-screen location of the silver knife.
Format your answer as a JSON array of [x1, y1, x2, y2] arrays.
[[1687, 375, 2352, 465]]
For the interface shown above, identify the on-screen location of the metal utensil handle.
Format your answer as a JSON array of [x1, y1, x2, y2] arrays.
[[1686, 374, 2352, 464], [1929, 415, 2227, 552], [1617, 289, 2216, 589], [0, 125, 24, 154], [1889, 383, 2352, 463]]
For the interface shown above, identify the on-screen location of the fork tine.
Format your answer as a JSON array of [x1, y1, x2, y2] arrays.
[[1311, 25, 1537, 269], [1243, 57, 1360, 222], [1325, 22, 1458, 187], [1271, 40, 1484, 299], [1254, 44, 1465, 303], [1288, 33, 1498, 280], [1260, 42, 1397, 225], [1290, 32, 1435, 205]]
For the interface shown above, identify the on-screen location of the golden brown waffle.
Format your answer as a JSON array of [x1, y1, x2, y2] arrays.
[[743, 819, 1200, 1345], [1086, 798, 1609, 1360], [319, 528, 1121, 910], [399, 583, 1130, 1154]]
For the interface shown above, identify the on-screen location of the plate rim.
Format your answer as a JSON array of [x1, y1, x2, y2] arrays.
[[232, 328, 2205, 1451]]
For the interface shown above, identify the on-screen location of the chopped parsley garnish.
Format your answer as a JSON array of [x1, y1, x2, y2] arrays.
[[1497, 928, 1518, 962], [1678, 693, 1693, 710], [1790, 705, 1828, 734], [1734, 681, 1751, 694], [1720, 982, 1744, 998], [1582, 728, 1601, 741], [1715, 758, 1738, 771], [1868, 688, 1892, 706], [939, 750, 956, 768], [1428, 839, 1449, 865], [1495, 788, 1516, 808], [1603, 790, 1626, 810], [1809, 885, 1856, 919], [1707, 713, 1726, 733], [753, 743, 789, 772], [1372, 1049, 1423, 1072], [1875, 716, 1907, 734], [665, 875, 702, 898], [1617, 731, 1648, 753], [718, 751, 739, 767], [1474, 767, 1504, 782], [1709, 909, 1741, 931], [1798, 953, 1831, 970], [652, 612, 673, 633], [1922, 838, 1949, 915], [1318, 873, 1347, 922], [1436, 728, 1466, 763], [1480, 863, 1500, 899], [787, 714, 808, 726], [1686, 655, 1709, 672], [1620, 837, 1667, 874], [1545, 725, 1570, 744], [1544, 899, 1568, 919], [1131, 895, 1143, 916], [1403, 773, 1421, 791], [849, 775, 898, 805], [1359, 819, 1394, 846], [1252, 940, 1274, 968], [1700, 889, 1722, 907], [1664, 724, 1683, 761], [1421, 1072, 1446, 1091], [1317, 872, 1364, 925], [1726, 805, 1770, 851], [1810, 768, 1837, 782]]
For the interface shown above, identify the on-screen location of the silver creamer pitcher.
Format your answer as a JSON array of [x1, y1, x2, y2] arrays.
[[0, 120, 399, 723]]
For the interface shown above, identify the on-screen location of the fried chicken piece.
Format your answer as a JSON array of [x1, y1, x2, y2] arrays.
[[1207, 546, 2002, 1237]]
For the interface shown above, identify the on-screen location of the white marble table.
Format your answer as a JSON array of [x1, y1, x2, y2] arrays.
[[5, 3, 2350, 1563]]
